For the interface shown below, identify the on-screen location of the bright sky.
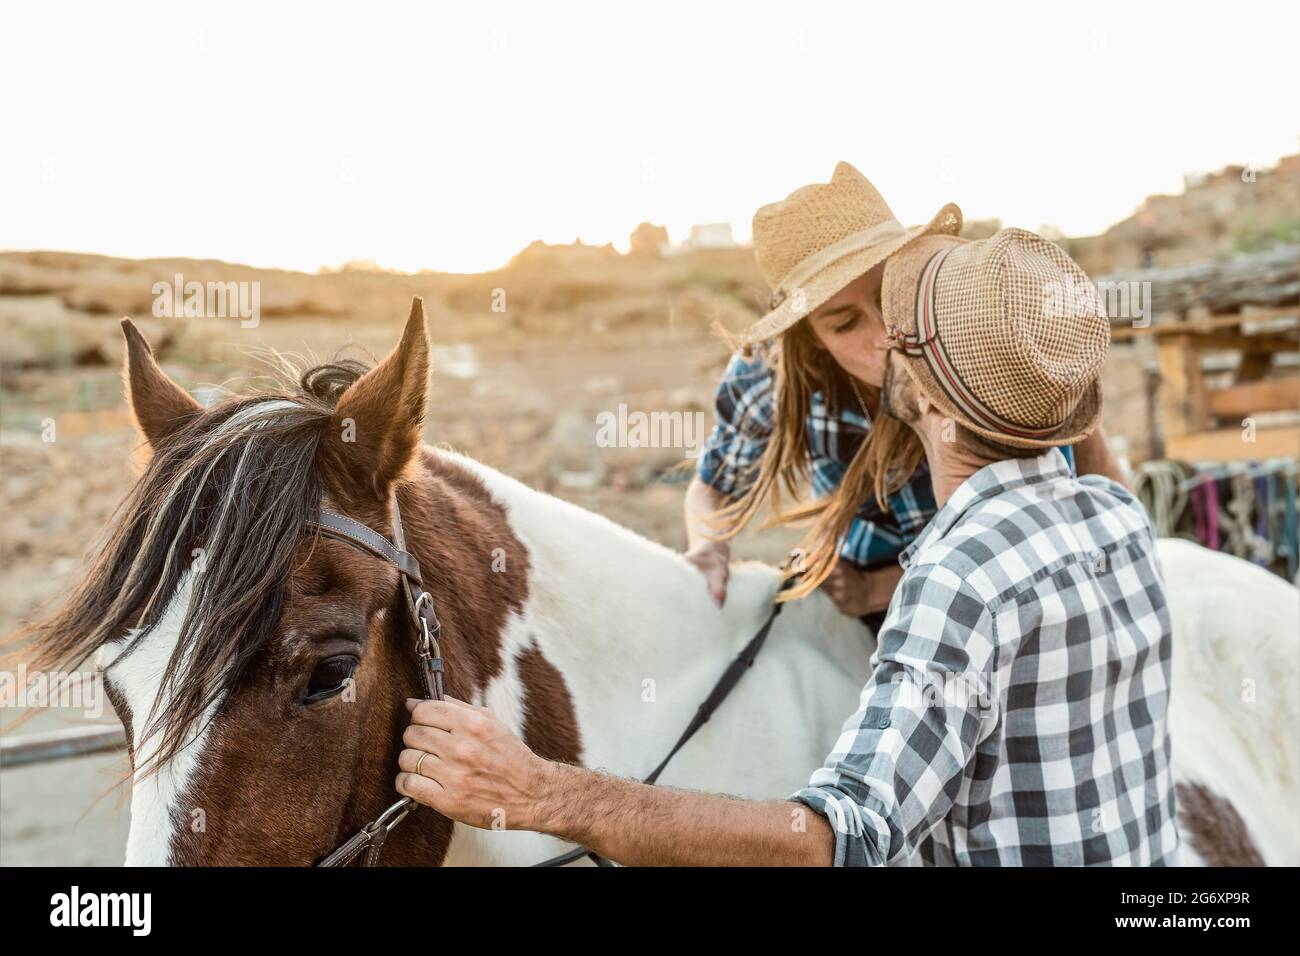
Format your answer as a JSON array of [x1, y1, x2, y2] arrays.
[[3, 1, 1296, 274]]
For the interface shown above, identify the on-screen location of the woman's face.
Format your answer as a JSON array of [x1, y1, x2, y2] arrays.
[[805, 263, 890, 388]]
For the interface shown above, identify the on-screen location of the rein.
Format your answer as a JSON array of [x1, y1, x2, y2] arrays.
[[308, 493, 793, 868]]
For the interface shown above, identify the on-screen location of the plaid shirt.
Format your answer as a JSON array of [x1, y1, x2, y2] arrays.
[[696, 349, 1075, 568], [792, 449, 1179, 866]]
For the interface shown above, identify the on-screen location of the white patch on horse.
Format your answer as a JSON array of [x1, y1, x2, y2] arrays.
[[477, 611, 532, 738], [100, 572, 220, 866], [1160, 538, 1300, 865], [436, 451, 877, 867]]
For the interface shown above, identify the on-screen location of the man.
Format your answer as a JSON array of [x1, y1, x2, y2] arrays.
[[395, 227, 1179, 866]]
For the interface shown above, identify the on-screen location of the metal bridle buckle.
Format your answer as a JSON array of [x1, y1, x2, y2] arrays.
[[413, 591, 436, 655], [368, 797, 413, 836]]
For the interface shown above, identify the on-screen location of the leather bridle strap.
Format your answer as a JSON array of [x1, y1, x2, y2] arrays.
[[309, 509, 424, 583], [308, 495, 445, 867]]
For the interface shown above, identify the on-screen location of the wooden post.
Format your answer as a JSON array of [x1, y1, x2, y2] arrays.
[[1157, 333, 1207, 447]]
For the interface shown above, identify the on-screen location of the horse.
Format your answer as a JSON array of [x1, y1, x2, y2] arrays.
[[18, 299, 1298, 866]]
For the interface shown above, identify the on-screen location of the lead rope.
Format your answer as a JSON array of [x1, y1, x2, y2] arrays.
[[533, 574, 799, 867]]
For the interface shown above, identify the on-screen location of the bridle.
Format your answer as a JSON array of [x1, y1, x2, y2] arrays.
[[305, 492, 796, 868], [307, 493, 445, 867]]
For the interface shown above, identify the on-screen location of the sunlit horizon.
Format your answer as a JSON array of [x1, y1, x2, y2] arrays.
[[3, 1, 1297, 275]]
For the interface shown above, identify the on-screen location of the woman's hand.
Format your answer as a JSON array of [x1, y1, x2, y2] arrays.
[[819, 562, 903, 618], [683, 477, 734, 607], [684, 541, 731, 607]]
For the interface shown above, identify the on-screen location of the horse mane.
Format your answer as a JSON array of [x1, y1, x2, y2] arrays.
[[11, 355, 373, 778]]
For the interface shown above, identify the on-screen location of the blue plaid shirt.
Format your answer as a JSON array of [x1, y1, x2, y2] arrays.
[[696, 348, 1074, 569]]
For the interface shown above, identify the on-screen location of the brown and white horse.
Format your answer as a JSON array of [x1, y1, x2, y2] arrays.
[[22, 300, 1300, 866]]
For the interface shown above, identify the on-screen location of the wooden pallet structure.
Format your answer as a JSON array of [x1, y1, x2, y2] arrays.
[[1105, 245, 1299, 462]]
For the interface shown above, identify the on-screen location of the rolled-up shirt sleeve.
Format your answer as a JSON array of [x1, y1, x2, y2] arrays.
[[792, 563, 997, 866], [695, 349, 776, 500]]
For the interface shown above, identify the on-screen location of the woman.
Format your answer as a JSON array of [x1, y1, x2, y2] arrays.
[[684, 163, 1123, 629]]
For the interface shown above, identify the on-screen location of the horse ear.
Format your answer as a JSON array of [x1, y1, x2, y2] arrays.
[[121, 318, 202, 448], [327, 297, 430, 501]]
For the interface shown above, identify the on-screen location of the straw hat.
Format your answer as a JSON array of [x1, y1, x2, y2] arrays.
[[880, 228, 1109, 449], [744, 162, 961, 344]]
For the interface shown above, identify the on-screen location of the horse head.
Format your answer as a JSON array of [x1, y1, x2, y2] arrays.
[[28, 299, 525, 865]]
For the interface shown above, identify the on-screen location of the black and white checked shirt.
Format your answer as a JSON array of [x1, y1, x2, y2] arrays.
[[792, 449, 1180, 866]]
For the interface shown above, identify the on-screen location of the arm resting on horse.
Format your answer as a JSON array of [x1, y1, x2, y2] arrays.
[[532, 764, 836, 867]]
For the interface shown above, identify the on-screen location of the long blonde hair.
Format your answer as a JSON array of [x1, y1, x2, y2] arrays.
[[712, 320, 924, 601]]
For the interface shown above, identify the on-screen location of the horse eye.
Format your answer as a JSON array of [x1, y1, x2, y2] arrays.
[[305, 655, 358, 702]]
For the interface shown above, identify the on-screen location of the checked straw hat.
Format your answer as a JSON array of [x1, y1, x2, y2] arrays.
[[744, 162, 962, 345], [881, 227, 1109, 449]]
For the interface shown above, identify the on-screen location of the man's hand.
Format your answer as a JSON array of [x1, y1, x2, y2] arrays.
[[395, 697, 836, 866], [396, 697, 546, 831], [684, 541, 730, 607], [819, 562, 902, 617]]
